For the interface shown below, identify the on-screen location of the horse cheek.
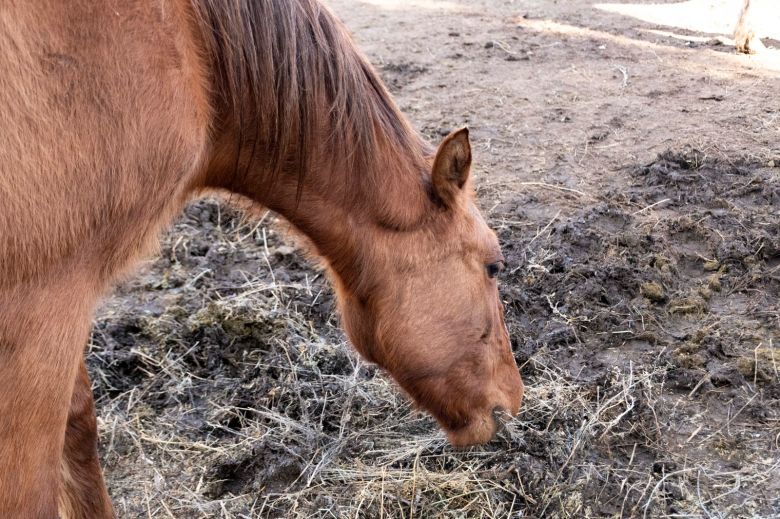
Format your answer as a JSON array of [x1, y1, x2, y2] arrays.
[[338, 293, 377, 364]]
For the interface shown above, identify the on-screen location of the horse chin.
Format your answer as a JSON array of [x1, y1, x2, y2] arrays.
[[444, 409, 504, 448]]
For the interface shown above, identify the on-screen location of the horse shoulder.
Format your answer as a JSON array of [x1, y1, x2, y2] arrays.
[[0, 0, 212, 286]]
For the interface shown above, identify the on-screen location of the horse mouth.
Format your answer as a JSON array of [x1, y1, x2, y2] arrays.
[[445, 406, 510, 448], [491, 406, 511, 435]]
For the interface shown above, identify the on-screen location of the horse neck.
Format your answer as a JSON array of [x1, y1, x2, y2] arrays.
[[212, 128, 432, 293], [189, 0, 434, 282]]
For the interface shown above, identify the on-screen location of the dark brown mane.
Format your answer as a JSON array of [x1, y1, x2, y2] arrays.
[[191, 0, 431, 188]]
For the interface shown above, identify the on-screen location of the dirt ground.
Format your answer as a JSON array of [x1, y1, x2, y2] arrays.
[[89, 1, 779, 517]]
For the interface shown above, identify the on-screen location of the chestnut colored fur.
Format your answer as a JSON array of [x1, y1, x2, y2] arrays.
[[0, 1, 523, 516]]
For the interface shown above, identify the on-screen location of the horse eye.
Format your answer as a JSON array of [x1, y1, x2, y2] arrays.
[[486, 262, 503, 278]]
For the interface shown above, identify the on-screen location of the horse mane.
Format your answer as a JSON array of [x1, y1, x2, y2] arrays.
[[191, 0, 431, 190]]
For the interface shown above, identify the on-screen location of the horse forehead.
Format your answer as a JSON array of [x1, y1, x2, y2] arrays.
[[462, 203, 499, 248], [465, 202, 490, 229]]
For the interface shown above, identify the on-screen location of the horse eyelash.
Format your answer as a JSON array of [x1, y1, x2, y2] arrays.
[[486, 262, 503, 278]]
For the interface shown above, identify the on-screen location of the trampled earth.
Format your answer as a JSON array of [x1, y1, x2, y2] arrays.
[[90, 1, 779, 516]]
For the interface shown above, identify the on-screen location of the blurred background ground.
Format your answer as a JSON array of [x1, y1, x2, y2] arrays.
[[91, 1, 779, 517]]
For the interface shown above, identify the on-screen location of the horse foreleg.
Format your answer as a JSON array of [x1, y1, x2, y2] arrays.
[[0, 276, 97, 518], [734, 0, 765, 54], [58, 360, 113, 519]]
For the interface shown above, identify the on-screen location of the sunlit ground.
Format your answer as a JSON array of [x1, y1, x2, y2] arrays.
[[351, 0, 780, 73], [515, 15, 780, 74], [355, 0, 463, 11], [592, 0, 780, 73], [595, 0, 780, 39]]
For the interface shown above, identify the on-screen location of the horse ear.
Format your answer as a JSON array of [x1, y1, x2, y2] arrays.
[[432, 127, 472, 207]]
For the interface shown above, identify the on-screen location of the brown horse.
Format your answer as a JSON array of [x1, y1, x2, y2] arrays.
[[0, 0, 523, 516]]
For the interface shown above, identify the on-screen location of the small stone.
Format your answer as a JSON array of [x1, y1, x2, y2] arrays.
[[737, 357, 753, 377], [640, 281, 665, 302], [737, 357, 771, 382], [653, 255, 669, 269], [707, 275, 722, 292], [668, 295, 708, 315], [703, 260, 720, 271], [767, 160, 775, 168], [673, 350, 707, 369], [274, 245, 296, 257]]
